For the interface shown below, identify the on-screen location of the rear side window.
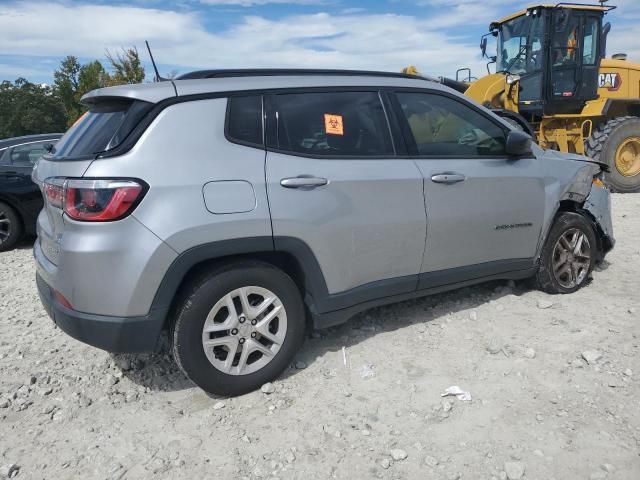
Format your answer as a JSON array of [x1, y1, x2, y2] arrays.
[[395, 92, 507, 156], [226, 96, 263, 146], [51, 99, 151, 159], [272, 91, 394, 157]]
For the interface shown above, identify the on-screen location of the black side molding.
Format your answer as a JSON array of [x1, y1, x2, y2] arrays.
[[145, 235, 536, 333]]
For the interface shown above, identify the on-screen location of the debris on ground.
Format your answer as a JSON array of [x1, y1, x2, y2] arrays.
[[440, 386, 472, 402]]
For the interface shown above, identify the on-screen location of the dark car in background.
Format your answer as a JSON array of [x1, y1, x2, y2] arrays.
[[0, 134, 62, 251]]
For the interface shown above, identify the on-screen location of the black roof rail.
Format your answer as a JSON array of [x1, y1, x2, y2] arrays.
[[175, 68, 435, 82]]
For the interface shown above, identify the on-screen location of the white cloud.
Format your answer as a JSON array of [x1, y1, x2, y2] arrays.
[[3, 0, 636, 84], [0, 1, 489, 79], [199, 0, 323, 5]]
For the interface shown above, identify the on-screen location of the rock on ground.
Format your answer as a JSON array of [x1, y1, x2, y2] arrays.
[[505, 461, 525, 479]]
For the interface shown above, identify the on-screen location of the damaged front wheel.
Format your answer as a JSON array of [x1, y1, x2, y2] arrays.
[[535, 212, 597, 294]]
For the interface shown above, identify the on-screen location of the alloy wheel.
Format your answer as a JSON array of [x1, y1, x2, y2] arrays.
[[201, 286, 287, 375], [0, 209, 11, 246], [552, 228, 591, 289]]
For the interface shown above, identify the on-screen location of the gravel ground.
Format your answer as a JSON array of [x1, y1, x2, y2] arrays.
[[1, 194, 639, 480]]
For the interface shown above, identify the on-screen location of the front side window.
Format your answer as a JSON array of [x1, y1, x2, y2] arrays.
[[10, 142, 50, 166], [272, 91, 394, 157], [396, 92, 507, 156]]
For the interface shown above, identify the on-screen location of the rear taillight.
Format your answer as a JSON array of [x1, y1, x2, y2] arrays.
[[43, 178, 146, 222], [44, 180, 65, 209]]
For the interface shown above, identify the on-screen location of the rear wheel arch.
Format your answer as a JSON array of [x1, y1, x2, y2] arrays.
[[155, 237, 329, 330]]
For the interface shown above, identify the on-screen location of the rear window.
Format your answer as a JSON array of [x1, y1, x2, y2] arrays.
[[51, 99, 151, 159], [271, 91, 394, 157], [226, 96, 263, 146]]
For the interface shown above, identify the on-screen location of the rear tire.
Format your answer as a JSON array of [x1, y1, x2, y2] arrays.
[[586, 116, 640, 193], [171, 261, 306, 397], [0, 202, 23, 252], [535, 212, 597, 294]]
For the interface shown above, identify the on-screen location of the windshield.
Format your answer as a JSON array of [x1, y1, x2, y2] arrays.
[[497, 14, 545, 74]]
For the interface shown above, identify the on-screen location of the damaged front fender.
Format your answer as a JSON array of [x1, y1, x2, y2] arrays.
[[584, 185, 615, 254]]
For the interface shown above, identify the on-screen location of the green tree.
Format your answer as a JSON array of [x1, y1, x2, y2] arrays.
[[78, 60, 108, 97], [51, 48, 145, 126], [105, 47, 145, 86], [53, 55, 82, 126], [0, 78, 67, 138]]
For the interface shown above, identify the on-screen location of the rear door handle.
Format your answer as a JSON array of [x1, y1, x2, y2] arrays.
[[280, 176, 328, 189], [431, 173, 466, 184]]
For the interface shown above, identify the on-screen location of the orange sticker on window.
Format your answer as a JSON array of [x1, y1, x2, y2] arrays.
[[324, 114, 344, 135]]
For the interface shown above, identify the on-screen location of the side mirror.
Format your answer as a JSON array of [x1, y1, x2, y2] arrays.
[[480, 37, 488, 58], [505, 130, 533, 157]]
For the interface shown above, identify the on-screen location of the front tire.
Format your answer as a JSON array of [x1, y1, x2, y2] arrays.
[[586, 116, 640, 193], [0, 202, 23, 252], [171, 261, 306, 397], [536, 212, 597, 294]]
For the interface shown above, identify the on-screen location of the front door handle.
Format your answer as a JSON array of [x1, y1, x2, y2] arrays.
[[431, 173, 466, 184], [280, 176, 328, 189]]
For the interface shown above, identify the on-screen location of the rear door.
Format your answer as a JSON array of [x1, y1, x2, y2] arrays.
[[265, 90, 426, 311], [391, 90, 545, 285]]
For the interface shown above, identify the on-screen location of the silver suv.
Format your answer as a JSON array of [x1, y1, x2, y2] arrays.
[[32, 69, 614, 396]]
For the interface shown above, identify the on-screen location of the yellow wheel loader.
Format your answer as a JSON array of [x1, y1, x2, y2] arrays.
[[406, 2, 640, 192]]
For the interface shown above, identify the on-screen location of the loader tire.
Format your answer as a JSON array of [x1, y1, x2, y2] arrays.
[[585, 116, 640, 193]]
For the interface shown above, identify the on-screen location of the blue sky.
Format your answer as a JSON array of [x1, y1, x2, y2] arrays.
[[1, 0, 638, 84]]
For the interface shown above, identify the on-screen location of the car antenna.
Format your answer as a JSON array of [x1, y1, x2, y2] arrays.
[[145, 40, 166, 82]]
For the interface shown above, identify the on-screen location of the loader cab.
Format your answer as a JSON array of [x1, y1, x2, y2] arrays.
[[491, 4, 612, 117]]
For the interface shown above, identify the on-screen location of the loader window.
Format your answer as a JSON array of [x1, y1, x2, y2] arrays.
[[582, 17, 599, 65], [396, 92, 507, 157], [552, 14, 581, 66], [497, 14, 545, 74]]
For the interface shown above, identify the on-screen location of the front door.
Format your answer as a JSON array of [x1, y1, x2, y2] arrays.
[[391, 90, 545, 287], [265, 90, 426, 311]]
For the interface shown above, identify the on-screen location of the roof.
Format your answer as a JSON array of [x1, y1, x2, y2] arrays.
[[493, 3, 614, 26], [81, 70, 441, 105], [0, 133, 63, 150]]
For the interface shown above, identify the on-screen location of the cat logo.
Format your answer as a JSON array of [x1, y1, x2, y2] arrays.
[[598, 73, 622, 91]]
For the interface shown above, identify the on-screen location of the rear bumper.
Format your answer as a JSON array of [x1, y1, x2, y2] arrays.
[[37, 273, 167, 353]]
